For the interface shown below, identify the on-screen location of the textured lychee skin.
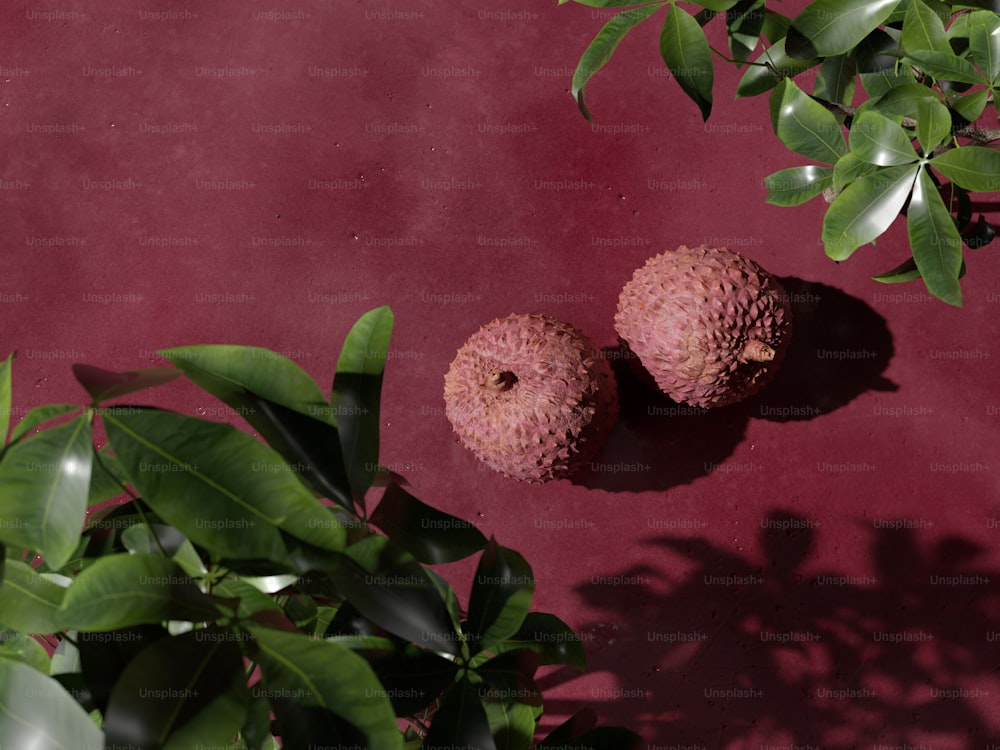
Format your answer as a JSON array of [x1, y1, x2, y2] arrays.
[[615, 245, 793, 408], [444, 313, 618, 483]]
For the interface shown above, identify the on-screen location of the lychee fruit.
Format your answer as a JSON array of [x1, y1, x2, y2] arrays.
[[615, 244, 792, 408], [444, 313, 618, 482]]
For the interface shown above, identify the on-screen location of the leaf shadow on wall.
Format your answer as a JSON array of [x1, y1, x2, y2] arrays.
[[572, 278, 897, 492], [536, 509, 1000, 749]]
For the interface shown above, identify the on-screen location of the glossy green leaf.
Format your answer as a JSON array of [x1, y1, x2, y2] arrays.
[[470, 612, 587, 671], [814, 54, 857, 106], [660, 4, 714, 120], [0, 560, 66, 633], [0, 415, 92, 570], [969, 10, 1000, 83], [103, 408, 347, 562], [858, 28, 916, 97], [850, 111, 919, 165], [0, 628, 49, 673], [770, 79, 847, 164], [370, 481, 488, 564], [425, 679, 497, 750], [160, 344, 333, 424], [726, 0, 766, 62], [57, 553, 218, 630], [328, 535, 461, 656], [873, 256, 923, 283], [833, 150, 880, 191], [331, 305, 393, 503], [908, 167, 964, 306], [8, 404, 80, 444], [485, 699, 536, 750], [572, 5, 665, 121], [120, 523, 207, 576], [791, 0, 900, 56], [0, 352, 12, 446], [237, 393, 354, 512], [901, 0, 951, 54], [0, 659, 103, 750], [466, 539, 535, 652], [931, 146, 1000, 191], [764, 165, 834, 206], [103, 629, 249, 750], [951, 88, 990, 121], [249, 625, 404, 750], [212, 577, 283, 617], [736, 38, 818, 98], [822, 163, 920, 259], [86, 447, 128, 507], [905, 49, 987, 84], [915, 97, 952, 155], [72, 364, 179, 404], [870, 82, 940, 118]]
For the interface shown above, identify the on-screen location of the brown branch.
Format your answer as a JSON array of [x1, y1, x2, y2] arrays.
[[820, 100, 1000, 145]]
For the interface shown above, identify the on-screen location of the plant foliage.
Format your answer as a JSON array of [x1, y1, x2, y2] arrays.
[[0, 309, 640, 750], [560, 0, 1000, 306]]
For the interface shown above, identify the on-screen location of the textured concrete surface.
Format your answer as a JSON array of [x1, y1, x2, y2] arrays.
[[2, 1, 1000, 747]]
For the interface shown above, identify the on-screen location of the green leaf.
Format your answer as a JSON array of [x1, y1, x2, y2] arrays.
[[0, 559, 66, 633], [331, 305, 394, 503], [103, 408, 347, 562], [814, 53, 857, 106], [484, 699, 536, 750], [770, 78, 847, 164], [0, 352, 12, 446], [8, 404, 80, 444], [870, 82, 940, 118], [0, 628, 50, 673], [822, 163, 920, 259], [57, 553, 218, 630], [103, 629, 249, 750], [858, 29, 917, 97], [660, 4, 714, 120], [905, 49, 988, 84], [873, 256, 923, 283], [424, 679, 497, 750], [466, 539, 535, 652], [726, 0, 766, 62], [908, 167, 964, 306], [0, 415, 92, 570], [901, 0, 951, 54], [212, 577, 284, 617], [72, 364, 180, 404], [369, 481, 488, 564], [0, 659, 103, 750], [237, 393, 354, 512], [86, 447, 129, 507], [571, 5, 665, 121], [791, 0, 901, 57], [120, 523, 207, 577], [736, 38, 818, 98], [914, 97, 952, 155], [969, 9, 1000, 83], [764, 165, 834, 206], [160, 344, 333, 424], [327, 535, 462, 656], [849, 110, 919, 165], [470, 613, 587, 671], [951, 88, 990, 121], [833, 150, 880, 191], [931, 146, 1000, 191], [249, 625, 404, 750]]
